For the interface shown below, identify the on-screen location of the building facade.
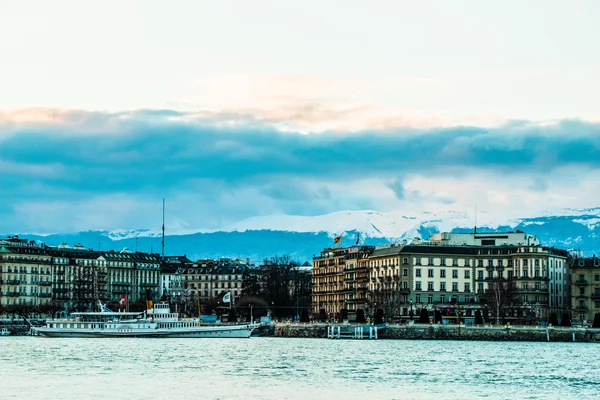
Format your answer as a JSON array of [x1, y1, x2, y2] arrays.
[[569, 256, 600, 324], [313, 232, 570, 324]]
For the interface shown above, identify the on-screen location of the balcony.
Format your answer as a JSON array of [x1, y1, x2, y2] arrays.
[[591, 293, 600, 300], [39, 281, 52, 286], [575, 306, 588, 312], [575, 280, 587, 286], [6, 280, 21, 285], [6, 292, 21, 297]]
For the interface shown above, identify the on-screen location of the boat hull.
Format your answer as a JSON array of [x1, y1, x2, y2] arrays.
[[34, 324, 256, 338]]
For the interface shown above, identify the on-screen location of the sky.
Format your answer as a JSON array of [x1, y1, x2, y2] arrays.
[[1, 1, 599, 234]]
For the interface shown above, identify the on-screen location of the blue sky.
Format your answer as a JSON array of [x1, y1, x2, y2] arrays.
[[1, 1, 599, 233]]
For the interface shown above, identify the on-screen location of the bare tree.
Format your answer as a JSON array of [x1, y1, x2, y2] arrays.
[[483, 278, 519, 324]]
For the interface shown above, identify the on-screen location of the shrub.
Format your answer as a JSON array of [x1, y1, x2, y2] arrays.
[[592, 313, 600, 328], [227, 308, 237, 323], [319, 309, 327, 322], [356, 309, 366, 323], [560, 312, 571, 327], [418, 308, 430, 323], [548, 313, 559, 326]]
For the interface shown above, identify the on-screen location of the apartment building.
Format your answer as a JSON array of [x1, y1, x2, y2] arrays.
[[0, 237, 53, 307], [178, 258, 249, 303], [313, 232, 569, 324], [570, 256, 600, 324], [312, 247, 348, 319]]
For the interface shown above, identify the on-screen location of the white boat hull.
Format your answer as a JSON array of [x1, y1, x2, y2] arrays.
[[34, 324, 257, 338]]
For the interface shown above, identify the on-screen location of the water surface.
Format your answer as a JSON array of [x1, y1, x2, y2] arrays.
[[1, 337, 598, 399]]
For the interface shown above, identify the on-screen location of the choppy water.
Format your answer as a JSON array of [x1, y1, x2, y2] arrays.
[[1, 337, 599, 400]]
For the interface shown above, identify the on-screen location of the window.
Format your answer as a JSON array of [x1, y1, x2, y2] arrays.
[[477, 260, 484, 267], [478, 283, 484, 292], [440, 258, 447, 266], [428, 258, 434, 266], [440, 269, 446, 278], [535, 259, 540, 267], [508, 270, 513, 279], [596, 274, 600, 282], [415, 281, 422, 290], [427, 295, 433, 303], [534, 269, 540, 278], [439, 295, 445, 303], [402, 257, 409, 265], [488, 260, 494, 267], [464, 270, 470, 279], [464, 283, 470, 292], [416, 258, 422, 266], [428, 282, 434, 291], [452, 270, 458, 278], [452, 259, 458, 266], [416, 295, 421, 303], [487, 271, 493, 279], [522, 269, 528, 278], [452, 282, 458, 292], [523, 259, 528, 267], [403, 268, 408, 277], [428, 269, 434, 278], [464, 259, 470, 267], [478, 271, 483, 280], [416, 268, 422, 277], [465, 296, 470, 303], [440, 282, 446, 291]]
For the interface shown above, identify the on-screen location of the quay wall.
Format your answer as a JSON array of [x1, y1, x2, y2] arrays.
[[273, 323, 600, 342]]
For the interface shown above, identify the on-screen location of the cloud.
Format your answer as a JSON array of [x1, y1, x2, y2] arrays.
[[1, 109, 599, 233]]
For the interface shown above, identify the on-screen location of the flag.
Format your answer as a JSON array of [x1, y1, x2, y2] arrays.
[[118, 295, 127, 307], [334, 235, 342, 244], [223, 292, 231, 303]]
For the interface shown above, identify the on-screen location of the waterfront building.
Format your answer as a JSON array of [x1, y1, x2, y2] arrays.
[[312, 247, 348, 320], [178, 258, 249, 304], [569, 255, 600, 324], [313, 231, 570, 324], [160, 255, 190, 299], [0, 237, 53, 307], [99, 248, 161, 305], [343, 246, 374, 319]]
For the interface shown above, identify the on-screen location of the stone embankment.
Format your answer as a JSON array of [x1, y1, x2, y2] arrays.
[[274, 322, 600, 342]]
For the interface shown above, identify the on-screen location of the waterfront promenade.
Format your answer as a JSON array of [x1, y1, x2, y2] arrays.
[[273, 321, 600, 342]]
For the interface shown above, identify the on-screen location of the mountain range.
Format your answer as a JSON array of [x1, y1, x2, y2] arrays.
[[4, 208, 600, 264]]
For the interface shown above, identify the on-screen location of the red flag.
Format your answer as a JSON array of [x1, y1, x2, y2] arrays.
[[119, 295, 127, 307], [334, 235, 342, 244]]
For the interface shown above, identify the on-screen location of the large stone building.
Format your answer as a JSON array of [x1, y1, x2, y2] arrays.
[[569, 255, 600, 324], [312, 232, 570, 324], [177, 258, 250, 304], [0, 236, 161, 313]]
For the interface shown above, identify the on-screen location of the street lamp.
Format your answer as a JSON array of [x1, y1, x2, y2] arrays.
[[409, 300, 414, 320]]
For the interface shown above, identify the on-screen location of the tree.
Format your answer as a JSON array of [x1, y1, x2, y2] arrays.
[[474, 310, 484, 325], [227, 308, 237, 323], [241, 268, 261, 298], [560, 311, 571, 327], [418, 308, 429, 324], [592, 313, 600, 328], [548, 312, 559, 326], [356, 309, 366, 323], [482, 278, 519, 324]]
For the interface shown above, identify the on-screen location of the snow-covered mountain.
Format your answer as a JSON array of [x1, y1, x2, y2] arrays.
[[4, 207, 600, 263]]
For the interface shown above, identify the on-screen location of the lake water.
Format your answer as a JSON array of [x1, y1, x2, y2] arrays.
[[1, 337, 598, 400]]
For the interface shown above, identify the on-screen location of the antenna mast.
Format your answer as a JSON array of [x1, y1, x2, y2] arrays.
[[161, 198, 165, 259]]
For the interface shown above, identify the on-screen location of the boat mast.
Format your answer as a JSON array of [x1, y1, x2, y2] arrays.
[[161, 198, 165, 260]]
